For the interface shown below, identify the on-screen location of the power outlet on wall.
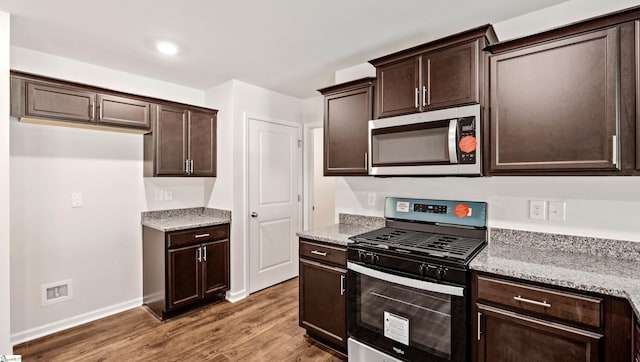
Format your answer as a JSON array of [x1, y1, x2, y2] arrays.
[[529, 200, 546, 220], [367, 192, 376, 206]]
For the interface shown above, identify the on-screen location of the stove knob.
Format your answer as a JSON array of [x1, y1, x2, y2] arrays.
[[372, 254, 380, 265], [358, 251, 366, 262], [436, 267, 448, 280], [419, 263, 427, 276]]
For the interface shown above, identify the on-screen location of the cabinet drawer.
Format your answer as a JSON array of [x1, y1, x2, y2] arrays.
[[299, 239, 346, 267], [168, 225, 229, 248], [476, 275, 602, 328]]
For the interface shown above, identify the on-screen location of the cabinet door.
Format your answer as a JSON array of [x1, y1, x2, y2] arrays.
[[168, 245, 201, 310], [26, 81, 95, 122], [97, 94, 150, 129], [376, 57, 420, 118], [299, 258, 347, 350], [423, 40, 478, 110], [155, 105, 188, 176], [636, 21, 640, 172], [201, 239, 229, 298], [489, 28, 619, 173], [324, 84, 373, 176], [188, 110, 217, 177], [477, 304, 602, 362]]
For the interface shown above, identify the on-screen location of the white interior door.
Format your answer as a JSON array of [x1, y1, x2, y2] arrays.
[[248, 116, 301, 293], [312, 128, 335, 228]]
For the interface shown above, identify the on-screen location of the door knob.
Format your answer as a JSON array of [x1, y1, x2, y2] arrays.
[[251, 211, 258, 218]]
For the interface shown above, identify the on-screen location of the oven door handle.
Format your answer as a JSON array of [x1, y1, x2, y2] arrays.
[[448, 118, 458, 164], [347, 262, 464, 297]]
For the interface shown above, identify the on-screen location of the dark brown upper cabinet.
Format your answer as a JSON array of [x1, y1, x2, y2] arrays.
[[11, 72, 152, 132], [370, 25, 496, 118], [636, 20, 640, 172], [318, 78, 374, 176], [486, 8, 640, 175], [144, 104, 217, 177]]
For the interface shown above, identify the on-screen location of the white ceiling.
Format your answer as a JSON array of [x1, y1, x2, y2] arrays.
[[0, 0, 569, 98]]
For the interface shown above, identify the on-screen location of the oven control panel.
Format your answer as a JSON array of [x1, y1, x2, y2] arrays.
[[385, 197, 487, 228]]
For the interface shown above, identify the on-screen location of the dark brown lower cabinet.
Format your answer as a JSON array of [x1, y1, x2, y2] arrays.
[[477, 303, 601, 362], [299, 238, 347, 353], [143, 224, 230, 320], [634, 316, 640, 362], [472, 271, 631, 362]]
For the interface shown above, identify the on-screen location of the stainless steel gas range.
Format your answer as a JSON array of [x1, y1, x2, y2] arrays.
[[347, 197, 487, 362]]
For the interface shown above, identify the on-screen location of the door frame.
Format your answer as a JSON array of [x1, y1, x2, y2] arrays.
[[244, 112, 303, 294], [303, 121, 323, 230]]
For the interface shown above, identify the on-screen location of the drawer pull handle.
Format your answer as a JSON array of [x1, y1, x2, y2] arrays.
[[310, 250, 328, 257], [514, 295, 551, 308], [195, 234, 210, 238], [340, 275, 345, 296]]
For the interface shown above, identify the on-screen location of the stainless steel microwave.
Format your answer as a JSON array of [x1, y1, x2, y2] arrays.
[[368, 104, 481, 176]]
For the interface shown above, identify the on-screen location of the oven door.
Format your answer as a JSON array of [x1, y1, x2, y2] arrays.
[[347, 261, 467, 362]]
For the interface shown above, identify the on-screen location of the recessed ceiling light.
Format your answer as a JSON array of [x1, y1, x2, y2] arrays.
[[156, 41, 178, 55]]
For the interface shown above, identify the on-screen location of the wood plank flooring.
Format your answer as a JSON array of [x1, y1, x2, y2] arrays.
[[14, 278, 345, 361]]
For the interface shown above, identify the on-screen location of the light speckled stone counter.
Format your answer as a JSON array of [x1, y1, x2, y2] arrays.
[[142, 207, 231, 232], [470, 228, 640, 316], [296, 214, 384, 246]]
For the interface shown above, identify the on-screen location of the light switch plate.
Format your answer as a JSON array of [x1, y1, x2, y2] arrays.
[[367, 192, 376, 206], [548, 201, 566, 221]]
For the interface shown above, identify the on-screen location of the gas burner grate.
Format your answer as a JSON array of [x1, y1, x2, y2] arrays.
[[350, 227, 485, 262]]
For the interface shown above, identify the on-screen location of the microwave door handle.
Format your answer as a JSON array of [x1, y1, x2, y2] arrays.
[[347, 262, 464, 297], [448, 119, 458, 164]]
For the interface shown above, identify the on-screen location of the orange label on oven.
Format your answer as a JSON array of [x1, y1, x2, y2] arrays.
[[459, 136, 477, 153], [454, 204, 470, 218]]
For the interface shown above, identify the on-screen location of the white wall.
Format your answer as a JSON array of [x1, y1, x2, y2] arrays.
[[332, 0, 640, 243], [204, 80, 303, 300], [0, 10, 11, 355], [9, 49, 208, 344]]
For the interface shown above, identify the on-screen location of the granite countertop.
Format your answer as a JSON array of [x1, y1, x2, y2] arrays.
[[142, 207, 231, 232], [471, 228, 640, 316], [296, 213, 385, 246]]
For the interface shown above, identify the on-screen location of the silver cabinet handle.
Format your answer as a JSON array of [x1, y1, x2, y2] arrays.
[[251, 211, 258, 218], [197, 247, 202, 262], [190, 159, 194, 174], [203, 246, 207, 262], [414, 87, 419, 108], [98, 103, 103, 120], [311, 250, 327, 256], [90, 102, 95, 121], [422, 85, 427, 107], [195, 233, 210, 238], [340, 275, 346, 296], [185, 159, 189, 174], [477, 312, 482, 341], [364, 152, 368, 170], [612, 135, 618, 167], [514, 295, 551, 308]]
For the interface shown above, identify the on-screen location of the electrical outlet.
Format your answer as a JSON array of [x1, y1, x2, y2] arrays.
[[529, 200, 546, 220], [548, 201, 566, 221], [71, 192, 83, 208], [367, 192, 376, 206], [155, 189, 164, 201]]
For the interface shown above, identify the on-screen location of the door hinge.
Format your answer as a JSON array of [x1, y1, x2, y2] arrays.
[[298, 140, 302, 148]]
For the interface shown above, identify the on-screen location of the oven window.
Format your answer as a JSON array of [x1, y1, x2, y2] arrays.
[[358, 273, 452, 359], [371, 124, 450, 166]]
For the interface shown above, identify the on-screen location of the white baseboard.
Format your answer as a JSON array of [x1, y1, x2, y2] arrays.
[[11, 298, 142, 346], [226, 290, 247, 303]]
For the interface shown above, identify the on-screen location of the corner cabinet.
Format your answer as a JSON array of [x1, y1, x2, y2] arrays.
[[472, 272, 631, 362], [318, 78, 374, 176], [144, 105, 217, 177], [11, 72, 151, 131], [299, 238, 347, 353], [487, 14, 640, 175], [143, 224, 230, 320], [370, 25, 496, 118]]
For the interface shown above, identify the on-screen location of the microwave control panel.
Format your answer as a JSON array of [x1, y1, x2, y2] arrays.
[[458, 116, 476, 164]]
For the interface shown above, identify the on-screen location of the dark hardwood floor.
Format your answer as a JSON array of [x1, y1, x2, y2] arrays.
[[14, 278, 345, 361]]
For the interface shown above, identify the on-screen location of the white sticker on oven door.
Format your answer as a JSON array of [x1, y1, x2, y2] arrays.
[[384, 311, 409, 346], [396, 201, 410, 213]]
